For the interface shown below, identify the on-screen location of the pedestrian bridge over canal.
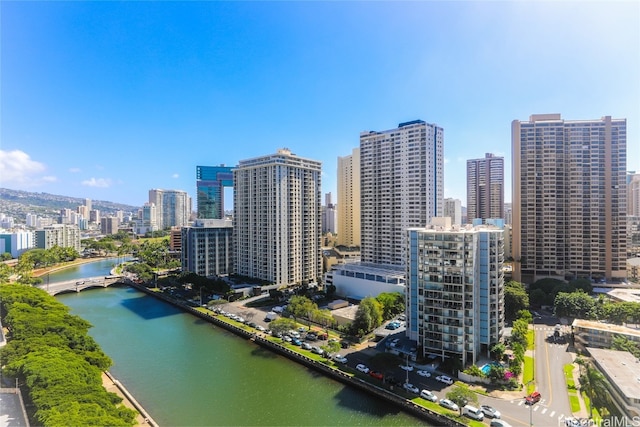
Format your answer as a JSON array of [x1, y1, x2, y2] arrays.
[[39, 276, 133, 296]]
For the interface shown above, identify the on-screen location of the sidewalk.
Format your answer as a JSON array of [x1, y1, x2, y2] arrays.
[[568, 355, 590, 418]]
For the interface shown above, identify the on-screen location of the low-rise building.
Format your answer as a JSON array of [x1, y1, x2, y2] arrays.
[[572, 319, 640, 349], [585, 347, 640, 418], [35, 224, 81, 252], [324, 262, 405, 301], [0, 231, 35, 258]]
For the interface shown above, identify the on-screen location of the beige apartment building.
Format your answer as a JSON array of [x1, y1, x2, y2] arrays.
[[233, 148, 322, 287], [512, 114, 627, 283], [337, 148, 361, 247]]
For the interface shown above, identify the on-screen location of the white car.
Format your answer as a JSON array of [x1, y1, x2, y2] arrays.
[[419, 389, 437, 402], [334, 355, 348, 363], [399, 364, 413, 371], [439, 398, 459, 411], [416, 370, 431, 377], [436, 375, 454, 385], [256, 325, 266, 332], [356, 364, 370, 374], [402, 383, 419, 394]]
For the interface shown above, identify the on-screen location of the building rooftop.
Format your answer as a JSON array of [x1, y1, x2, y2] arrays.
[[586, 347, 640, 401], [332, 262, 405, 278], [572, 319, 640, 338]]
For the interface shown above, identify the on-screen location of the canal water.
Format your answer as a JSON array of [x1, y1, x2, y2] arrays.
[[53, 261, 427, 426]]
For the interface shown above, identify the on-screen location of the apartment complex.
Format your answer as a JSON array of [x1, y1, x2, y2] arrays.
[[629, 172, 640, 217], [233, 148, 322, 287], [322, 192, 337, 234], [443, 198, 462, 226], [406, 218, 505, 366], [360, 120, 444, 266], [512, 114, 627, 283], [148, 189, 191, 229], [35, 224, 81, 252], [181, 219, 233, 277], [466, 153, 504, 223], [337, 148, 361, 247], [101, 217, 119, 235], [196, 165, 234, 219]]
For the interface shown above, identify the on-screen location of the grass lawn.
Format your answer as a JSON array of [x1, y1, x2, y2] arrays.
[[527, 329, 535, 350], [523, 356, 534, 392], [569, 394, 581, 412], [563, 364, 576, 390]]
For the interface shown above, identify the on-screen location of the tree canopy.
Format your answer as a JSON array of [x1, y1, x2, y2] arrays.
[[504, 281, 529, 321], [0, 284, 136, 426]]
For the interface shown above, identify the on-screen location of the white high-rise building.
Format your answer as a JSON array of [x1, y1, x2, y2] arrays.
[[233, 148, 322, 287], [406, 218, 505, 366], [360, 120, 444, 266], [512, 114, 627, 283], [443, 198, 462, 226], [148, 189, 191, 229], [322, 192, 337, 234], [337, 148, 361, 247]]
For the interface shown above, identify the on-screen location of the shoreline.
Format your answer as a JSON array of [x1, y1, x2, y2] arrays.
[[32, 256, 118, 278], [102, 371, 157, 427]]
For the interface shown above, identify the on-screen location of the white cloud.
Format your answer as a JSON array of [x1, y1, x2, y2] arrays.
[[69, 167, 81, 173], [0, 149, 55, 186], [81, 177, 111, 188], [172, 173, 179, 179], [42, 176, 57, 182]]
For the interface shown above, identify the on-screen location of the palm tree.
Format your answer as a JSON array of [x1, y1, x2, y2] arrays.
[[579, 363, 609, 418]]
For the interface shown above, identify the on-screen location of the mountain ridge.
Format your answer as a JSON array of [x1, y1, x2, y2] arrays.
[[0, 188, 140, 221]]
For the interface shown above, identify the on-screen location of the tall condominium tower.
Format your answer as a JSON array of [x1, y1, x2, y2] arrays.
[[337, 148, 361, 247], [467, 153, 504, 223], [233, 148, 322, 287], [443, 198, 462, 226], [149, 189, 191, 229], [512, 114, 627, 283], [628, 172, 640, 217], [360, 120, 444, 266], [196, 165, 234, 219], [406, 218, 505, 366]]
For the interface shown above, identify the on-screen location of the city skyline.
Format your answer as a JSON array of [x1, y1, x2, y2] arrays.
[[2, 2, 638, 207]]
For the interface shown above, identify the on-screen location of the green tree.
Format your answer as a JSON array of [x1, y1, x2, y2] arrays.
[[446, 385, 478, 415], [311, 308, 334, 331], [611, 334, 640, 358], [504, 281, 529, 320], [1, 252, 13, 261], [579, 362, 610, 418], [488, 364, 506, 383], [288, 295, 318, 326], [0, 263, 12, 283], [569, 278, 593, 294], [321, 340, 341, 359], [268, 318, 297, 337], [375, 292, 404, 320], [351, 297, 383, 336], [554, 291, 596, 319], [490, 343, 506, 362]]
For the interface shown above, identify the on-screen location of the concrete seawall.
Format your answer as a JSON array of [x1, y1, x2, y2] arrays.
[[103, 371, 158, 427], [127, 282, 464, 427]]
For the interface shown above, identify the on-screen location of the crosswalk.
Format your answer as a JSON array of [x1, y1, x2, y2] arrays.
[[512, 398, 567, 424]]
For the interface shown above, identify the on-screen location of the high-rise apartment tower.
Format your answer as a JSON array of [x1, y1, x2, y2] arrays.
[[233, 148, 322, 287], [467, 153, 504, 223], [360, 120, 444, 266], [149, 189, 191, 229], [337, 148, 361, 247], [512, 114, 627, 283]]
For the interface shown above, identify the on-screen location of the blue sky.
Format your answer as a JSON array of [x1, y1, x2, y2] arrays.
[[2, 1, 638, 209]]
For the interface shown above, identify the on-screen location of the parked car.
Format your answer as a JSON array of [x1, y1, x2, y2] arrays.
[[301, 342, 312, 350], [462, 405, 484, 421], [282, 335, 292, 342], [256, 325, 266, 332], [439, 398, 459, 411], [481, 405, 501, 418], [490, 420, 513, 427], [525, 391, 541, 405], [369, 371, 383, 380], [436, 375, 454, 385], [305, 333, 318, 341], [416, 370, 431, 377], [356, 364, 370, 374], [419, 389, 437, 402], [402, 383, 419, 394], [399, 364, 413, 371], [291, 338, 302, 346], [311, 346, 324, 355], [334, 355, 348, 363]]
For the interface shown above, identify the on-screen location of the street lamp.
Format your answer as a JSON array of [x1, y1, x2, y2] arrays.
[[526, 380, 535, 427]]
